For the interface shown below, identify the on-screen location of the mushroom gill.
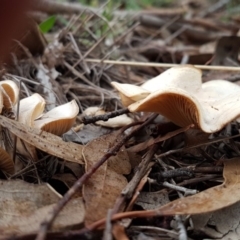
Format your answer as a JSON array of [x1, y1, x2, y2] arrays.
[[112, 65, 240, 133]]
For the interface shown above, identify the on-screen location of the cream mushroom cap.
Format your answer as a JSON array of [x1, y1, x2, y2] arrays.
[[112, 65, 240, 133], [0, 80, 19, 109], [34, 100, 79, 136], [17, 93, 46, 126]]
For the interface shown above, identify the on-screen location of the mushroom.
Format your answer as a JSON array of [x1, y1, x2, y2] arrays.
[[0, 80, 19, 109], [11, 92, 78, 163], [0, 80, 79, 172], [17, 93, 79, 135], [17, 93, 46, 126], [111, 65, 240, 133], [34, 100, 79, 135], [0, 80, 19, 174]]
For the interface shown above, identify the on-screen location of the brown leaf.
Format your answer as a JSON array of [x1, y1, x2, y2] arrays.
[[112, 224, 129, 240], [136, 190, 169, 210], [0, 180, 85, 236], [82, 131, 131, 226], [192, 201, 240, 239], [0, 115, 84, 164], [157, 158, 240, 215]]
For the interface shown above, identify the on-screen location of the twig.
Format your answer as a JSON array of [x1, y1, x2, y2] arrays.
[[175, 215, 188, 240], [85, 59, 240, 71], [103, 209, 113, 240], [82, 108, 130, 124], [130, 225, 178, 237], [31, 0, 186, 18], [199, 0, 230, 17], [153, 168, 194, 181], [162, 181, 197, 196], [35, 113, 157, 240], [111, 144, 158, 215]]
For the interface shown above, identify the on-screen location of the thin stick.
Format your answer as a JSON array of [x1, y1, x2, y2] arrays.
[[82, 108, 129, 124], [85, 59, 240, 72]]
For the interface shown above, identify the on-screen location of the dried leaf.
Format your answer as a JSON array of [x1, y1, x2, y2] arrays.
[[136, 190, 169, 210], [82, 131, 131, 225], [0, 115, 84, 164], [157, 158, 240, 215], [0, 180, 85, 235], [63, 125, 111, 144], [192, 201, 240, 239], [112, 224, 129, 240]]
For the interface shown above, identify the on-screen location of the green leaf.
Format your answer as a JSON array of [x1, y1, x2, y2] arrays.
[[39, 16, 56, 33]]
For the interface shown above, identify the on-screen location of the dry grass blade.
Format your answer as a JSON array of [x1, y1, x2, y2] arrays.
[[155, 157, 240, 215], [86, 59, 240, 71], [0, 115, 84, 164]]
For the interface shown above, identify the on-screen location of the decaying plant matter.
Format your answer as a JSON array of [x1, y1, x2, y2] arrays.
[[1, 1, 240, 240]]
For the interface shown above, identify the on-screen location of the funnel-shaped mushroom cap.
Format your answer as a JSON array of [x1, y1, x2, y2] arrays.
[[112, 65, 240, 133], [17, 93, 46, 126], [34, 100, 79, 135], [0, 80, 19, 109]]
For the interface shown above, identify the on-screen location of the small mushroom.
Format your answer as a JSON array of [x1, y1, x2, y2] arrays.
[[34, 100, 79, 135], [0, 80, 19, 109], [15, 94, 79, 160], [112, 65, 240, 133], [17, 93, 46, 126]]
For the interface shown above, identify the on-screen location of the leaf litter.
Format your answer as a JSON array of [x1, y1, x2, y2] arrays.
[[1, 0, 240, 239], [82, 130, 131, 225]]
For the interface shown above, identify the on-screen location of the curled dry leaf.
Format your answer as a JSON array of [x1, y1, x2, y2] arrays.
[[82, 131, 131, 226], [155, 158, 240, 216], [0, 115, 84, 164], [192, 200, 240, 239], [34, 100, 79, 135], [0, 180, 85, 236], [112, 65, 240, 133], [84, 106, 133, 128]]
